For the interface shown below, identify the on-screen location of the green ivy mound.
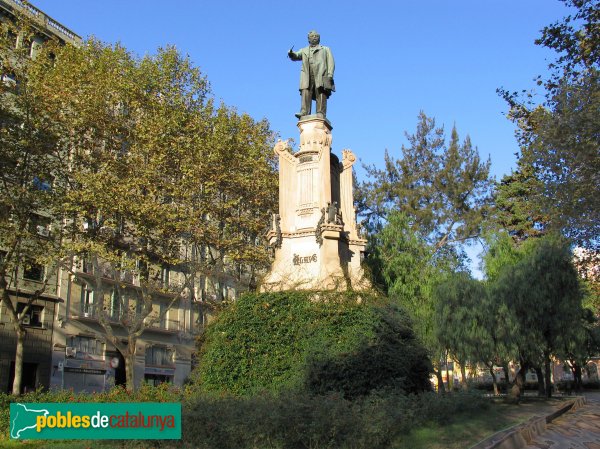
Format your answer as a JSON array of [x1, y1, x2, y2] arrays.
[[192, 290, 431, 397]]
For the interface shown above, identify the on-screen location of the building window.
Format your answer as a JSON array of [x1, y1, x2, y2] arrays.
[[80, 285, 95, 317], [82, 257, 92, 274], [29, 214, 51, 238], [23, 261, 44, 282], [145, 346, 173, 367], [110, 288, 121, 320], [144, 374, 172, 387], [134, 296, 142, 315], [160, 266, 170, 288], [29, 36, 44, 59], [159, 302, 167, 328], [32, 175, 53, 192], [1, 73, 17, 88], [16, 303, 43, 327], [67, 335, 104, 357]]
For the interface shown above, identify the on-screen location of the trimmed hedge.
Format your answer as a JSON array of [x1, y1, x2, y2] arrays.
[[179, 390, 489, 449], [192, 290, 432, 398]]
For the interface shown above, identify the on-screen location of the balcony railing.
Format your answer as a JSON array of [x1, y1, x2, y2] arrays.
[[76, 305, 181, 332], [1, 0, 82, 44], [79, 303, 96, 319], [149, 318, 180, 332]]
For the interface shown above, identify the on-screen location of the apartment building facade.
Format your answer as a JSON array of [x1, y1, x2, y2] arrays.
[[0, 0, 247, 393], [0, 0, 82, 393]]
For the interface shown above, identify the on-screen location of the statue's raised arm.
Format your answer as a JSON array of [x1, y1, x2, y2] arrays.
[[288, 46, 302, 61], [288, 30, 335, 119]]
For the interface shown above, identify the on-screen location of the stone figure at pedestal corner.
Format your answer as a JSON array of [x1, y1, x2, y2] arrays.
[[288, 30, 335, 120]]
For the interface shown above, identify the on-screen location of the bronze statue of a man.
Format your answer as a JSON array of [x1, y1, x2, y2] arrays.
[[288, 30, 335, 119]]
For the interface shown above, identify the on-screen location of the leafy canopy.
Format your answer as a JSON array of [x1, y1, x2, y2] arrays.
[[357, 112, 492, 252], [500, 0, 599, 248]]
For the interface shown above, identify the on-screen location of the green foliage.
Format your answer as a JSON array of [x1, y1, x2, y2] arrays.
[[371, 211, 465, 384], [484, 235, 592, 397], [306, 304, 432, 398], [34, 38, 277, 283], [0, 13, 70, 395], [192, 291, 431, 398], [11, 34, 277, 390], [535, 0, 599, 80], [492, 160, 548, 243], [433, 272, 516, 389], [357, 112, 492, 251], [492, 236, 584, 359], [356, 112, 493, 383], [0, 385, 491, 449], [180, 390, 488, 449], [434, 273, 486, 364], [500, 0, 599, 248]]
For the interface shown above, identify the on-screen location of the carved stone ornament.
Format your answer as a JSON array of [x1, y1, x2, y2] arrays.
[[315, 207, 326, 245], [272, 213, 282, 248]]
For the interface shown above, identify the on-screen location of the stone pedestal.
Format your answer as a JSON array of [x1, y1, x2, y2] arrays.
[[261, 116, 369, 291]]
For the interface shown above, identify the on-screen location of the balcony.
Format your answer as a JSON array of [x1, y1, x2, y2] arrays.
[[1, 0, 82, 45], [72, 303, 97, 320], [148, 318, 180, 334]]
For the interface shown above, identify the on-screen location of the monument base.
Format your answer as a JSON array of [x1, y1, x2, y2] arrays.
[[260, 117, 369, 292]]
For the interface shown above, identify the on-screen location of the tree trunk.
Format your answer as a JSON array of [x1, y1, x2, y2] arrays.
[[12, 328, 26, 395], [125, 349, 136, 392], [544, 354, 552, 398], [502, 363, 510, 393], [489, 366, 499, 396], [460, 363, 468, 390], [510, 359, 528, 402], [574, 363, 583, 393], [535, 366, 545, 397], [435, 370, 445, 393]]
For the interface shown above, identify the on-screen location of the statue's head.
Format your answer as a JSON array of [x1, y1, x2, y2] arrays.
[[307, 31, 320, 47]]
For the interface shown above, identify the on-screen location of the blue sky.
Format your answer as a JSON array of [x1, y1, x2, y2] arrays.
[[31, 0, 571, 274]]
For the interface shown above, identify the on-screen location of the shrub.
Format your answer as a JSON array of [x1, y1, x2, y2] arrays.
[[0, 384, 489, 448], [192, 290, 432, 397], [305, 304, 431, 398], [178, 390, 489, 449], [584, 380, 600, 390]]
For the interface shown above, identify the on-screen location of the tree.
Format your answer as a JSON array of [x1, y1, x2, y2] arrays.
[[433, 272, 515, 394], [197, 105, 277, 298], [0, 16, 67, 395], [26, 39, 277, 391], [357, 112, 492, 251], [491, 236, 585, 398], [558, 307, 600, 392], [358, 111, 493, 391], [492, 159, 549, 244], [500, 0, 599, 249], [374, 212, 462, 392]]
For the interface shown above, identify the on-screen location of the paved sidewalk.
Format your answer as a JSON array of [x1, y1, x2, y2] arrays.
[[523, 392, 600, 449]]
